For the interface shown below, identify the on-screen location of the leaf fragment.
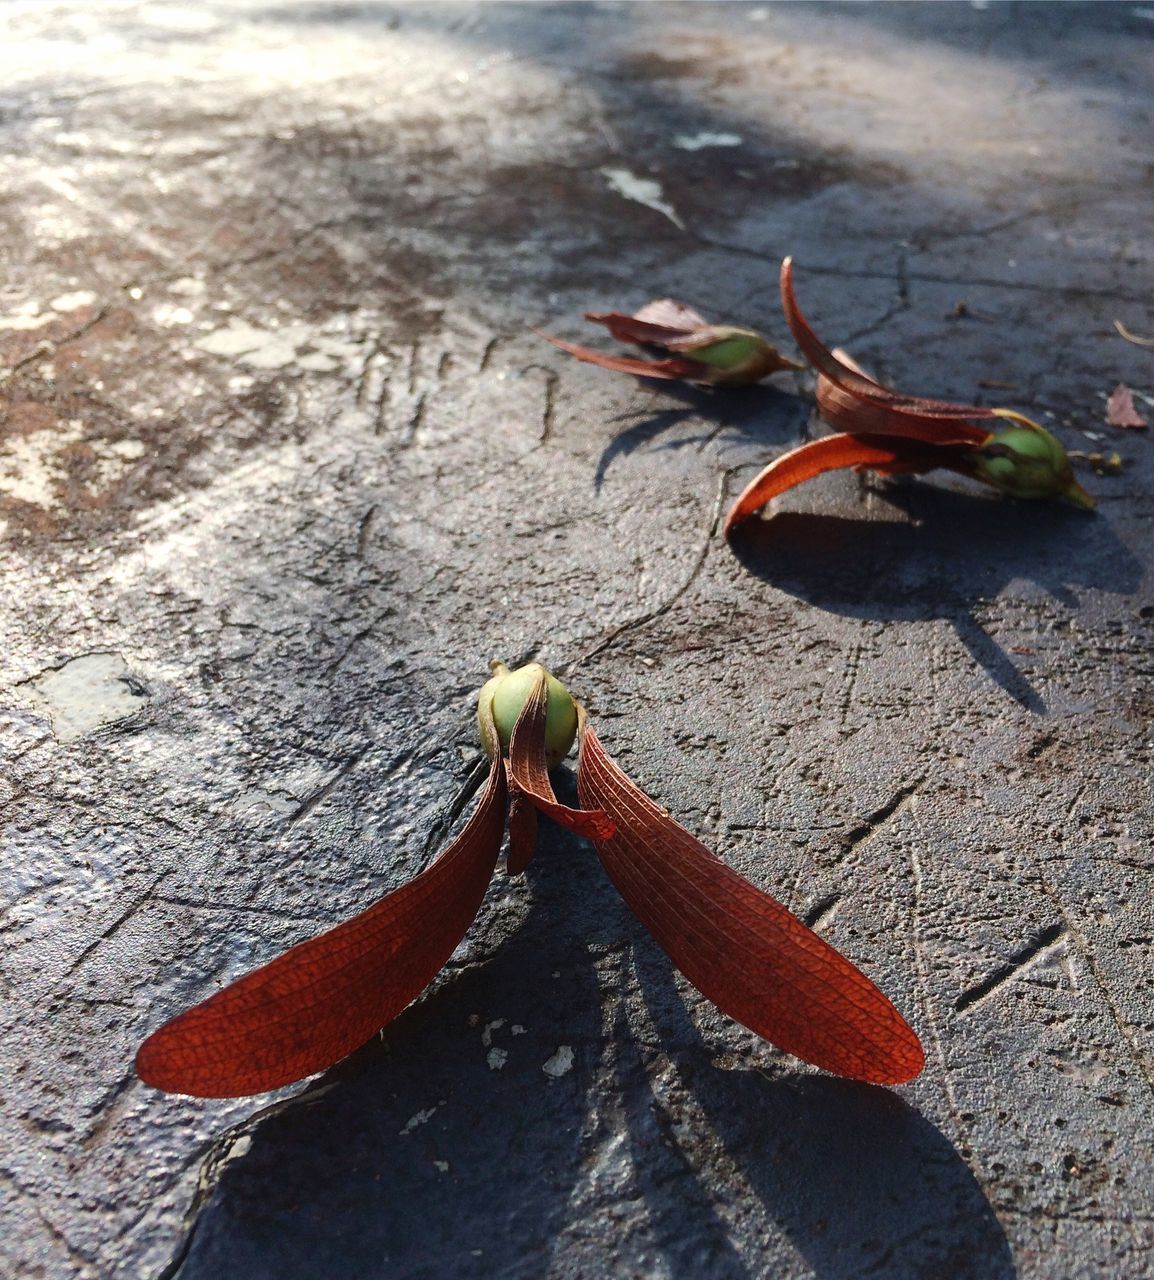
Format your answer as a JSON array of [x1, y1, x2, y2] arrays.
[[1106, 382, 1149, 430]]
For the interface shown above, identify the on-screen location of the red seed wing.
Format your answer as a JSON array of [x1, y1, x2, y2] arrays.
[[817, 376, 991, 447], [585, 309, 698, 347], [780, 258, 995, 435], [539, 331, 710, 381], [135, 750, 507, 1097], [724, 434, 944, 534], [507, 670, 616, 841], [506, 790, 539, 877], [577, 723, 924, 1085]]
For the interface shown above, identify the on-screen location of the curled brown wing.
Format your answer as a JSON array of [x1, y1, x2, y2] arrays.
[[724, 434, 948, 534]]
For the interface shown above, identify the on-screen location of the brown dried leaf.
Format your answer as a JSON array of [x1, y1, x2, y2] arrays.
[[1106, 383, 1148, 430]]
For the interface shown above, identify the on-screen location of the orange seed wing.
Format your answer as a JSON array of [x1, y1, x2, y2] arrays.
[[724, 434, 947, 534]]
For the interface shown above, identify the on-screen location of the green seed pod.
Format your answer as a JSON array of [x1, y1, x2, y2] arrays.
[[972, 415, 1094, 509], [687, 326, 802, 386], [478, 660, 578, 767]]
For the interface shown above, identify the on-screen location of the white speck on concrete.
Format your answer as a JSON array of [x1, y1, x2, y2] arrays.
[[103, 439, 148, 461], [168, 276, 207, 296], [152, 303, 194, 326], [239, 788, 299, 820], [295, 351, 337, 372], [196, 318, 297, 367], [542, 1045, 574, 1079], [486, 1048, 508, 1071], [19, 653, 150, 742], [0, 302, 53, 331], [196, 318, 367, 371], [0, 432, 64, 507], [137, 3, 221, 33], [481, 1018, 506, 1048], [511, 1024, 526, 1036], [0, 419, 148, 528], [399, 1105, 439, 1136], [433, 1160, 449, 1173], [600, 167, 685, 230], [50, 290, 97, 312], [673, 132, 743, 152]]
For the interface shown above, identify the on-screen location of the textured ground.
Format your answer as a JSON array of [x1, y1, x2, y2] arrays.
[[2, 3, 1153, 1278]]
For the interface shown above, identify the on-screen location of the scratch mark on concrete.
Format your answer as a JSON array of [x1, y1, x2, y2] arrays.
[[287, 745, 371, 825], [355, 504, 377, 559], [63, 873, 167, 978], [1049, 900, 1154, 1095], [954, 921, 1067, 1014], [0, 305, 111, 387], [907, 839, 972, 1156], [417, 754, 490, 872], [520, 363, 558, 447], [564, 469, 729, 674], [152, 894, 329, 925], [838, 778, 924, 861], [81, 1074, 135, 1152], [478, 334, 506, 374], [837, 638, 864, 732], [401, 392, 427, 446]]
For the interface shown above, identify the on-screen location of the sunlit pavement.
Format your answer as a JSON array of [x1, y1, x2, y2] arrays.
[[2, 4, 1152, 1278]]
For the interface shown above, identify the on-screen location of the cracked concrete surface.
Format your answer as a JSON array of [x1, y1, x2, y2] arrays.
[[1, 2, 1152, 1277]]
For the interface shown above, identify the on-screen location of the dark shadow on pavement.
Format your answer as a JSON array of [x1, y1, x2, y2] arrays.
[[596, 383, 806, 491], [628, 933, 1018, 1280], [172, 816, 610, 1280], [727, 480, 1141, 715]]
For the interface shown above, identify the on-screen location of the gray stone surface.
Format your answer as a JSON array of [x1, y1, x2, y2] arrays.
[[2, 2, 1152, 1277]]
